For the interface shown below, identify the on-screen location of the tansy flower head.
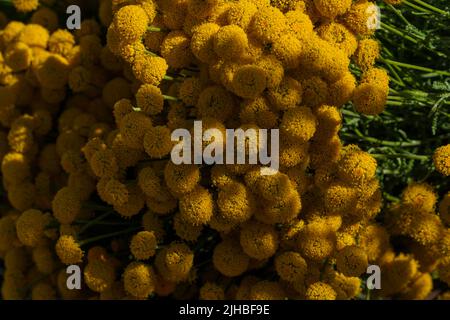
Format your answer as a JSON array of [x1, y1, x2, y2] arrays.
[[280, 106, 317, 143], [232, 64, 267, 99], [275, 251, 308, 283], [213, 25, 248, 61], [316, 22, 358, 57], [130, 231, 157, 261], [313, 0, 352, 19], [114, 183, 145, 218], [32, 244, 56, 275], [119, 111, 153, 149], [12, 0, 39, 13], [144, 126, 174, 159], [16, 209, 49, 247], [256, 54, 284, 89], [161, 31, 194, 69], [408, 213, 442, 245], [173, 213, 203, 242], [84, 258, 116, 293], [285, 10, 314, 41], [200, 282, 225, 300], [123, 262, 156, 299], [335, 245, 368, 277], [249, 281, 286, 300], [353, 82, 388, 115], [337, 150, 377, 185], [197, 85, 235, 121], [306, 282, 337, 300], [239, 96, 278, 129], [179, 186, 214, 226], [4, 42, 33, 72], [267, 76, 303, 111], [0, 215, 20, 252], [250, 6, 288, 44], [226, 1, 258, 31], [8, 182, 36, 211], [213, 238, 250, 277], [52, 186, 81, 224], [48, 29, 75, 57], [297, 221, 336, 261], [353, 39, 380, 71], [164, 162, 200, 197], [343, 0, 379, 37], [433, 144, 450, 176], [31, 281, 57, 300], [218, 181, 255, 225], [439, 192, 450, 226], [179, 77, 202, 106], [155, 242, 194, 283], [401, 182, 437, 213], [31, 7, 59, 32], [191, 23, 220, 64], [55, 235, 84, 265], [328, 71, 356, 107], [18, 24, 49, 48], [132, 55, 168, 86], [112, 5, 149, 44], [240, 221, 279, 260], [4, 247, 29, 271]]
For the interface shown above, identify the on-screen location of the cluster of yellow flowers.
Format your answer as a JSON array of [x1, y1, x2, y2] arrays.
[[0, 0, 449, 300]]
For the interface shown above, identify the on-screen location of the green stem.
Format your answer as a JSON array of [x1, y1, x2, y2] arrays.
[[410, 0, 449, 15], [341, 133, 422, 147], [403, 0, 433, 14], [147, 26, 166, 32], [79, 226, 140, 247], [163, 94, 180, 102], [78, 211, 112, 234], [383, 59, 450, 76], [383, 192, 400, 203], [371, 153, 430, 161], [380, 22, 419, 44]]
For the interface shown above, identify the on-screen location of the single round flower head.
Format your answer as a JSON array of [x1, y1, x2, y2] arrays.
[[113, 99, 133, 127], [255, 54, 284, 89], [316, 22, 357, 57], [179, 186, 214, 226], [84, 258, 116, 293], [101, 178, 129, 207], [31, 7, 59, 32], [353, 38, 380, 71], [297, 221, 336, 261], [218, 181, 255, 225], [337, 150, 377, 185], [249, 281, 286, 300], [258, 189, 302, 224], [31, 281, 57, 300], [305, 282, 337, 300], [52, 186, 81, 224], [12, 0, 39, 13], [112, 5, 149, 44], [285, 10, 314, 41], [18, 24, 49, 48], [399, 273, 433, 300], [280, 106, 317, 143], [197, 85, 235, 121], [35, 54, 70, 90], [335, 245, 368, 277], [136, 84, 164, 116], [114, 183, 145, 218], [132, 55, 168, 86], [313, 0, 352, 18], [4, 247, 29, 271], [143, 126, 173, 159], [226, 1, 258, 31], [137, 166, 172, 202], [232, 64, 267, 99], [353, 83, 388, 115], [250, 6, 288, 44], [119, 111, 153, 149], [8, 182, 36, 211], [213, 238, 250, 277], [267, 76, 303, 111], [272, 33, 303, 69], [433, 144, 450, 176], [240, 221, 279, 260], [401, 182, 437, 213], [89, 148, 119, 178], [187, 0, 220, 19], [256, 172, 295, 202], [48, 29, 76, 57], [328, 71, 356, 107], [161, 31, 194, 69], [191, 22, 220, 64], [408, 213, 442, 245], [0, 215, 20, 252], [55, 235, 84, 265], [343, 0, 379, 36], [16, 209, 49, 247], [123, 262, 156, 299], [239, 96, 278, 129], [32, 244, 56, 275], [130, 231, 157, 261], [173, 213, 203, 242], [155, 242, 194, 283], [164, 162, 201, 197], [200, 282, 225, 300], [213, 25, 248, 61], [179, 77, 203, 106], [4, 42, 33, 72], [102, 77, 132, 108], [275, 251, 308, 283]]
